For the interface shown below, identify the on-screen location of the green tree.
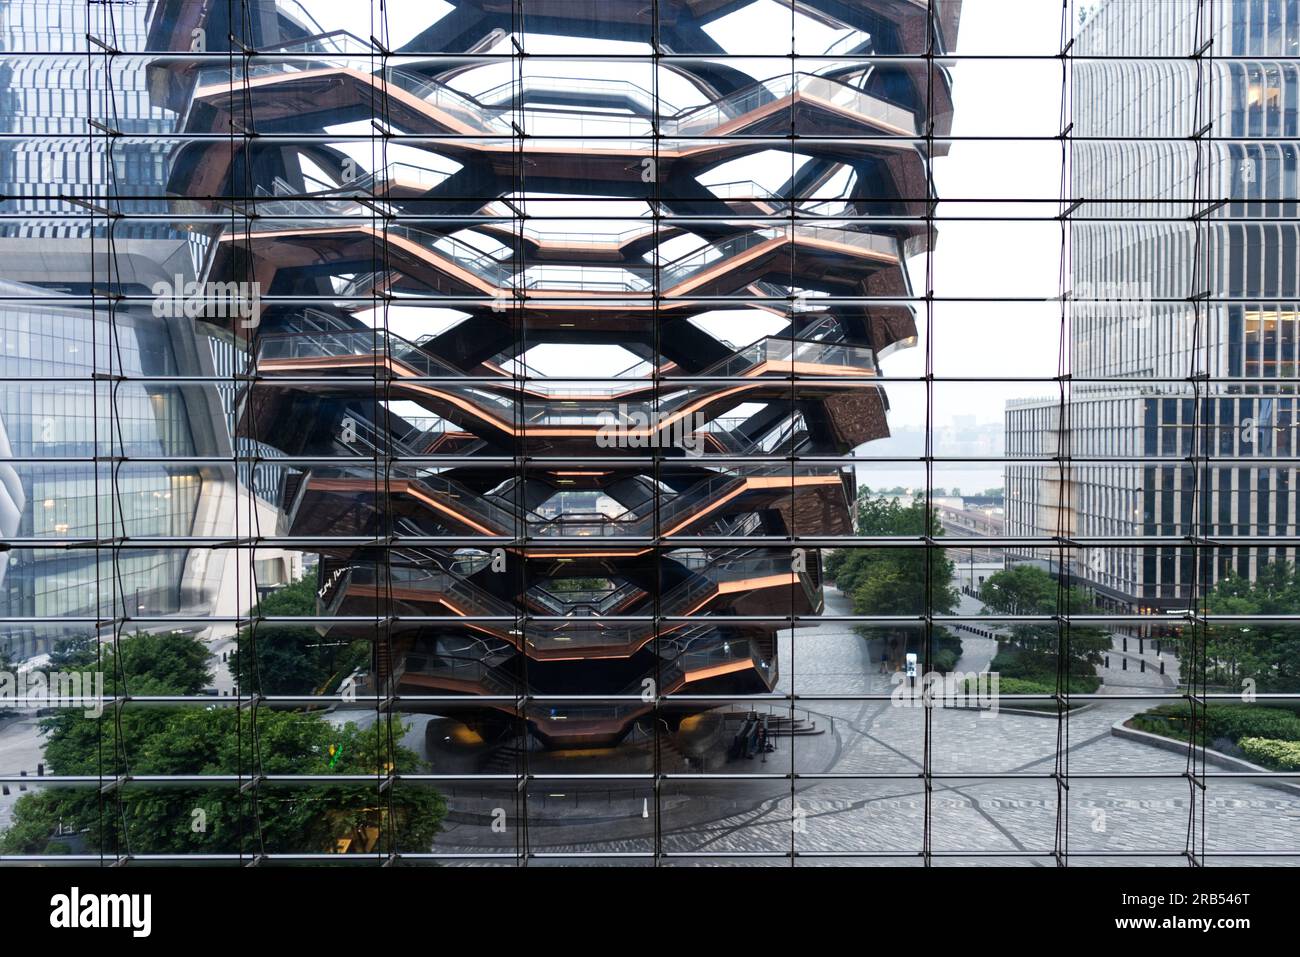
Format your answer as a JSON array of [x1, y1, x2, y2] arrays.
[[1198, 562, 1300, 692], [47, 635, 98, 669], [232, 576, 367, 695], [977, 564, 1056, 616], [110, 629, 212, 693], [826, 489, 961, 670], [2, 631, 445, 855], [979, 565, 1109, 688]]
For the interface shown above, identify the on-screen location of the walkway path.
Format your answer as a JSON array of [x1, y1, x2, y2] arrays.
[[429, 587, 1300, 864]]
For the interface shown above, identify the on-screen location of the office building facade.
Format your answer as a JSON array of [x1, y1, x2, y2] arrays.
[[1006, 0, 1300, 611], [0, 0, 251, 658]]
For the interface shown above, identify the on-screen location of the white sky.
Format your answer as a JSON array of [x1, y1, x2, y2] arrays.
[[909, 0, 1068, 429]]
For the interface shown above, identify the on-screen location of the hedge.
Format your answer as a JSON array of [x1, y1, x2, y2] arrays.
[[1131, 703, 1300, 745], [960, 675, 1088, 709], [1238, 737, 1300, 771], [988, 648, 1101, 693]]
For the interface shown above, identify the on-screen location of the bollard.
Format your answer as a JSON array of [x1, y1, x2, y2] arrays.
[[1122, 658, 1128, 671]]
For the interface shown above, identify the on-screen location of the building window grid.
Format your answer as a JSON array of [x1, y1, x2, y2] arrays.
[[0, 0, 1294, 866]]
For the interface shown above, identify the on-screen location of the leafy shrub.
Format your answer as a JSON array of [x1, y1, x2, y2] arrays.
[[960, 675, 1089, 709], [1130, 704, 1300, 745], [988, 677, 1055, 695], [1238, 737, 1300, 771], [1129, 709, 1192, 741], [932, 649, 959, 673], [988, 647, 1101, 692], [1207, 706, 1300, 743]]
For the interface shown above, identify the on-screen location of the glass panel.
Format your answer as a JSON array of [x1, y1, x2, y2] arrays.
[[0, 0, 1295, 876]]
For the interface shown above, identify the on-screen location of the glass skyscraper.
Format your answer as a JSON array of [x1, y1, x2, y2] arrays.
[[1007, 0, 1300, 610], [0, 0, 238, 659]]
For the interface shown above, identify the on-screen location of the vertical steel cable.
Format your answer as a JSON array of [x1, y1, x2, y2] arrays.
[[223, 0, 244, 863], [85, 0, 109, 863], [84, 0, 101, 864], [512, 0, 530, 866], [366, 0, 383, 865], [787, 0, 797, 869], [228, 0, 268, 862], [244, 0, 270, 862], [921, 0, 938, 868], [1052, 0, 1076, 869], [245, 0, 269, 860], [1184, 0, 1215, 869], [103, 0, 132, 864], [83, 0, 134, 862], [372, 0, 401, 865], [651, 0, 664, 868]]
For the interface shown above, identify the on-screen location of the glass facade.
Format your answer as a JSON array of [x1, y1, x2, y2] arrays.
[[0, 0, 1297, 869], [0, 0, 227, 662]]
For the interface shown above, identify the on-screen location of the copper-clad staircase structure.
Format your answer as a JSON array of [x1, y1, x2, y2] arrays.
[[153, 0, 960, 747]]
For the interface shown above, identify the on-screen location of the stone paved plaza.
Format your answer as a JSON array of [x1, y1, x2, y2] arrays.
[[429, 589, 1300, 865], [1, 587, 1295, 863]]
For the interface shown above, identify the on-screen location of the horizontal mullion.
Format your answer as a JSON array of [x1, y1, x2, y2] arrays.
[[9, 212, 1300, 224], [21, 50, 1297, 62], [0, 692, 1289, 707], [0, 133, 1280, 144], [3, 850, 1294, 864], [17, 51, 1295, 62], [5, 375, 1300, 386], [4, 616, 1298, 632], [3, 536, 1296, 549], [0, 453, 1286, 466], [1, 770, 1294, 787], [2, 294, 1295, 306], [3, 456, 1296, 467]]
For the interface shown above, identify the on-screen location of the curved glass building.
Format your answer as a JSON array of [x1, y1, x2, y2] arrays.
[[0, 0, 244, 660]]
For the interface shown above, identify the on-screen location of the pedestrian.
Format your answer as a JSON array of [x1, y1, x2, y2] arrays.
[[878, 644, 889, 673]]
